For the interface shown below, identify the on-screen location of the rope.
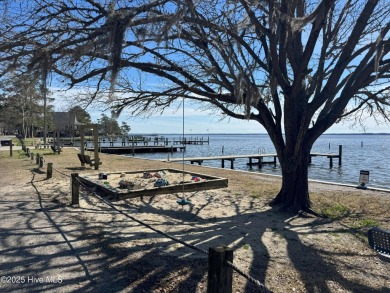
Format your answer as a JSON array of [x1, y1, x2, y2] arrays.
[[51, 165, 71, 178], [226, 260, 273, 293], [29, 169, 96, 284], [37, 154, 71, 179]]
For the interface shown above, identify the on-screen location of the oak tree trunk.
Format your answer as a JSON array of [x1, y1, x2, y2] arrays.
[[271, 148, 311, 213]]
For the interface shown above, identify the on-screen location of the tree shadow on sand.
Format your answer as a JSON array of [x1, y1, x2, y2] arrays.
[[70, 190, 387, 293], [1, 170, 387, 293]]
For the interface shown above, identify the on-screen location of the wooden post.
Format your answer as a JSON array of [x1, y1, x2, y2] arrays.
[[71, 173, 79, 205], [80, 127, 85, 167], [31, 153, 34, 160], [39, 156, 44, 168], [36, 153, 40, 164], [47, 163, 53, 179], [338, 145, 342, 166], [9, 140, 13, 156], [207, 245, 233, 293], [329, 157, 333, 168], [221, 159, 225, 168], [56, 130, 61, 153], [92, 124, 100, 170]]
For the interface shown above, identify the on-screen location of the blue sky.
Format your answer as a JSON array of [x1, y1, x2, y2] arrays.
[[52, 89, 390, 134], [106, 109, 390, 134]]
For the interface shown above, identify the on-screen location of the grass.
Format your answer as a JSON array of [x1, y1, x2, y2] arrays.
[[320, 203, 350, 219], [13, 137, 42, 146], [352, 218, 380, 229], [0, 149, 27, 159]]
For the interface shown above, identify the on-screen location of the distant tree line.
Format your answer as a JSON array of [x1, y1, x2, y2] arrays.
[[98, 113, 131, 137], [0, 73, 54, 138]]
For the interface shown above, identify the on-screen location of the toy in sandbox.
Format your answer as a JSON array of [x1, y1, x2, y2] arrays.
[[79, 168, 228, 200]]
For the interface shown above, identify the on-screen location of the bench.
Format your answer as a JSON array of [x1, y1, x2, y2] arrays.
[[77, 154, 102, 167], [367, 227, 390, 262]]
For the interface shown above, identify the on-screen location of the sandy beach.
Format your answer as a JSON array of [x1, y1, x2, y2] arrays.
[[0, 143, 389, 292]]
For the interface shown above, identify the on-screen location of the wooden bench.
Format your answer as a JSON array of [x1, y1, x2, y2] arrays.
[[367, 227, 390, 262], [1, 140, 12, 146]]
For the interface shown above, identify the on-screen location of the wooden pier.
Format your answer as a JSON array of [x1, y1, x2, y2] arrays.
[[87, 145, 185, 155], [172, 137, 210, 145], [165, 145, 342, 169], [97, 136, 209, 146], [310, 145, 342, 168], [166, 154, 278, 169]]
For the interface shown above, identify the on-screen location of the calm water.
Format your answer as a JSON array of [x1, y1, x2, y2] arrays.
[[99, 134, 390, 189]]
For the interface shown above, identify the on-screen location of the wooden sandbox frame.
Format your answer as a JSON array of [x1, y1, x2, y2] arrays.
[[79, 168, 228, 200]]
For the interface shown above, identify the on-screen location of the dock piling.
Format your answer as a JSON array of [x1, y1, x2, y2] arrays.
[[338, 145, 342, 166]]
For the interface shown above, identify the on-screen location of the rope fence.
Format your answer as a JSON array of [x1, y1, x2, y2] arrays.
[[72, 174, 272, 292], [21, 145, 272, 292]]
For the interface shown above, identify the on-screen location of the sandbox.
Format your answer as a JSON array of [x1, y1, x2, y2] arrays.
[[79, 169, 228, 200]]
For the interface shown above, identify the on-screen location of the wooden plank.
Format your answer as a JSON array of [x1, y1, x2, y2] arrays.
[[79, 168, 228, 201], [311, 153, 339, 157], [166, 151, 340, 169], [90, 145, 185, 154], [167, 154, 278, 162]]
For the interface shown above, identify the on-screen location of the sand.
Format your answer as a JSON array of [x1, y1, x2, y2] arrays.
[[0, 145, 389, 292]]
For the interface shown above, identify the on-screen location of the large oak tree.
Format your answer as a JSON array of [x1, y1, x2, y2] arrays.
[[1, 0, 389, 213]]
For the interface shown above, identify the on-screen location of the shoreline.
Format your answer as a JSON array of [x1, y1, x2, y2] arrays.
[[2, 142, 389, 193], [117, 152, 390, 193], [2, 134, 390, 190]]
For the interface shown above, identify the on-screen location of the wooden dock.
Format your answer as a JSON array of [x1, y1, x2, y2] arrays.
[[310, 145, 342, 168], [165, 145, 342, 169], [88, 145, 186, 155], [166, 154, 278, 169], [97, 136, 210, 146]]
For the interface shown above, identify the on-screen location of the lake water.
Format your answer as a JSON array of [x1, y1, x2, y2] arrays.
[[98, 134, 390, 189]]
